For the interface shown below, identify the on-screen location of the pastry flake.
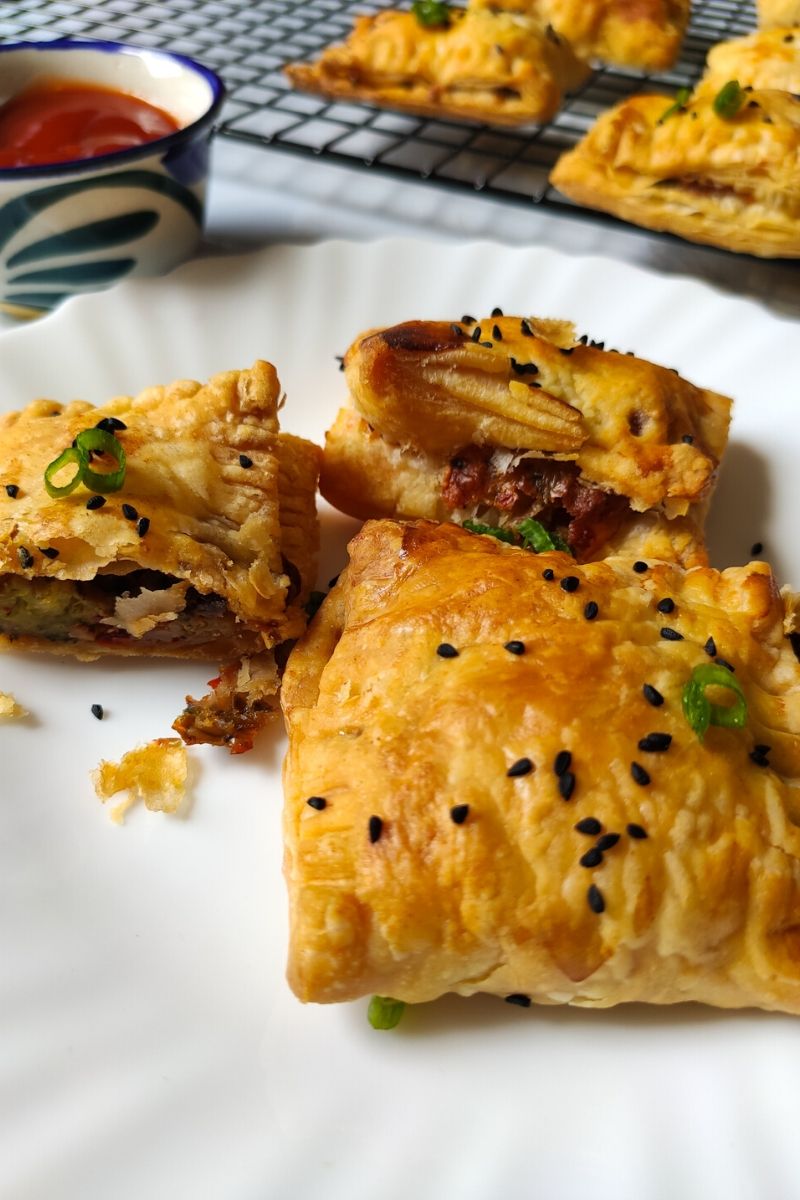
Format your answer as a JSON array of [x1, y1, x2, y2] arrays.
[[320, 315, 731, 566], [550, 87, 800, 258], [282, 519, 800, 1013], [285, 7, 590, 126], [93, 737, 188, 823], [469, 0, 690, 70]]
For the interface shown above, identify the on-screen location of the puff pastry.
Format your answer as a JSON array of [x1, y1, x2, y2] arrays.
[[550, 87, 800, 257], [758, 0, 800, 30], [469, 0, 690, 70], [701, 28, 800, 95], [285, 7, 590, 126], [320, 316, 731, 567], [282, 519, 800, 1013], [0, 363, 320, 747]]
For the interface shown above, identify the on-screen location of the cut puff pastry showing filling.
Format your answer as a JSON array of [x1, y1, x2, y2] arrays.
[[285, 7, 590, 126], [0, 363, 320, 751], [758, 0, 800, 30], [469, 0, 689, 70], [282, 519, 800, 1012], [550, 88, 800, 258], [320, 316, 731, 567], [701, 28, 800, 95]]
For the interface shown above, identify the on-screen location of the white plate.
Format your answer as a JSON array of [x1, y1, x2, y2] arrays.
[[1, 240, 799, 1200]]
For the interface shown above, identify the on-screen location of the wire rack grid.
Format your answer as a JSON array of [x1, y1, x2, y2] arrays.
[[0, 0, 758, 217]]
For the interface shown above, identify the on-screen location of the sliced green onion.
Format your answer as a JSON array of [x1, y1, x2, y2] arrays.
[[44, 446, 87, 498], [713, 79, 745, 120], [411, 0, 450, 27], [462, 520, 517, 545], [518, 517, 571, 554], [682, 662, 747, 741], [657, 86, 691, 125], [75, 428, 126, 493], [367, 995, 406, 1030]]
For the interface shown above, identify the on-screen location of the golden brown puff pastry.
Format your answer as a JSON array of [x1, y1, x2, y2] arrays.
[[0, 362, 321, 662], [700, 28, 800, 95], [282, 519, 800, 1013], [550, 88, 800, 258], [285, 7, 590, 127], [758, 0, 800, 30], [320, 316, 731, 566], [469, 0, 690, 70]]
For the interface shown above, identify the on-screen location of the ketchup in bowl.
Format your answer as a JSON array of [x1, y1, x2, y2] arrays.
[[0, 80, 181, 169]]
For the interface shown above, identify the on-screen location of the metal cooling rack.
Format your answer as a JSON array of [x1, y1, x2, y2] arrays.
[[0, 0, 758, 214]]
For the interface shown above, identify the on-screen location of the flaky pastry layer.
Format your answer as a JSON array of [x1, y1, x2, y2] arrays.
[[701, 28, 800, 94], [758, 0, 800, 30]]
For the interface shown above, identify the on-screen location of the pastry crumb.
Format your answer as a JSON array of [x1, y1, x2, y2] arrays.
[[92, 737, 188, 824], [0, 690, 27, 719]]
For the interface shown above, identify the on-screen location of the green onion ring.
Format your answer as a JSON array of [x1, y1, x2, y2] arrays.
[[681, 662, 747, 741], [367, 995, 406, 1030], [44, 446, 87, 498], [76, 428, 126, 493]]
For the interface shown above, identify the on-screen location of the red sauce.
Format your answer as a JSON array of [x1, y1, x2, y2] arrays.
[[0, 80, 181, 169]]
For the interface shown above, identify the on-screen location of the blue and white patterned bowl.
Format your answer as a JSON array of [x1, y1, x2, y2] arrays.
[[0, 39, 225, 318]]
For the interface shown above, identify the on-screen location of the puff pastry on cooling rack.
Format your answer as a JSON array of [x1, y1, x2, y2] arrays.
[[701, 27, 800, 94], [550, 87, 800, 257], [285, 6, 590, 126], [758, 0, 800, 29], [282, 519, 800, 1013], [320, 315, 731, 567], [0, 362, 320, 750], [469, 0, 690, 70]]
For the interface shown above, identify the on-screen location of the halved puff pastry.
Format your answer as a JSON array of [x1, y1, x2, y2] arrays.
[[320, 316, 731, 566], [758, 0, 800, 30], [285, 7, 590, 126], [282, 519, 800, 1013], [550, 88, 800, 258], [701, 28, 800, 94], [469, 0, 690, 70]]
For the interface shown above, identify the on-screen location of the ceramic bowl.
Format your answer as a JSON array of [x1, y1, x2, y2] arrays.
[[0, 39, 225, 318]]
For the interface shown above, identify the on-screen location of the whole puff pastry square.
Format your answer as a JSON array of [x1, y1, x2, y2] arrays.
[[0, 362, 320, 661], [550, 87, 800, 258], [282, 519, 800, 1014], [285, 7, 590, 126], [320, 315, 731, 567], [469, 0, 690, 71]]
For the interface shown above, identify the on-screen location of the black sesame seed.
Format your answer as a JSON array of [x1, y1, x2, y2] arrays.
[[471, 325, 482, 342], [436, 643, 459, 659], [510, 357, 539, 376], [682, 434, 694, 444], [754, 743, 771, 755], [86, 495, 106, 510], [4, 484, 19, 498], [121, 503, 138, 521], [660, 627, 683, 642], [627, 823, 648, 839], [704, 636, 717, 657], [17, 546, 33, 569], [507, 757, 533, 778], [558, 770, 576, 800], [542, 569, 555, 581], [638, 732, 672, 753], [583, 600, 598, 621], [492, 324, 503, 341], [714, 657, 735, 673], [751, 542, 763, 556], [39, 546, 60, 559], [749, 751, 769, 768], [632, 561, 648, 574], [335, 356, 344, 371], [596, 832, 620, 852], [239, 453, 253, 469], [95, 416, 127, 432], [578, 334, 588, 345], [580, 847, 603, 868], [91, 703, 104, 721], [587, 884, 605, 914], [783, 32, 795, 40], [575, 817, 602, 836], [450, 804, 470, 825], [631, 761, 651, 786], [642, 683, 664, 708], [520, 319, 533, 337], [554, 749, 572, 777], [491, 306, 503, 317], [504, 993, 531, 1007], [136, 517, 150, 537], [559, 346, 575, 355], [461, 314, 476, 324], [368, 815, 383, 843], [451, 323, 464, 337], [479, 341, 493, 349], [657, 598, 675, 614], [560, 575, 580, 593], [504, 640, 525, 655], [306, 796, 327, 810]]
